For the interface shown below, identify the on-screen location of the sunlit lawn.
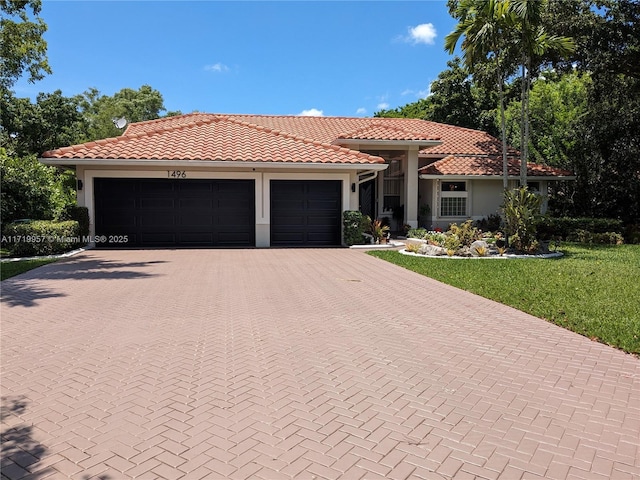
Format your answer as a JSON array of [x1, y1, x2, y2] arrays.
[[369, 244, 640, 355], [1, 258, 58, 281]]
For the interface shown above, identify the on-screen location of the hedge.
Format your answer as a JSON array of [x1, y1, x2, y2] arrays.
[[536, 217, 624, 240], [2, 220, 83, 257], [59, 206, 90, 237], [343, 211, 369, 246]]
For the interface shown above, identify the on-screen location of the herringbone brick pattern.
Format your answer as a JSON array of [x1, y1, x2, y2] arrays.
[[1, 249, 638, 480]]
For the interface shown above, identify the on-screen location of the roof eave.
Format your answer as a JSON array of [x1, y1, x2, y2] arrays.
[[39, 157, 389, 170], [335, 139, 442, 149], [418, 173, 577, 180]]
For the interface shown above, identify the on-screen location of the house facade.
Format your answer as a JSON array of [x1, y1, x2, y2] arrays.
[[41, 113, 574, 248]]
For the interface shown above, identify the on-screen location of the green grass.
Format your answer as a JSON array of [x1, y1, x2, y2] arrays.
[[369, 244, 640, 355], [1, 259, 58, 281]]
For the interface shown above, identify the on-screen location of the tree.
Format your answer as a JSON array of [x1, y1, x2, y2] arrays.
[[0, 0, 51, 92], [503, 70, 589, 169], [445, 0, 517, 189], [542, 0, 640, 223], [0, 148, 75, 223], [77, 85, 168, 141], [508, 0, 575, 186], [374, 58, 500, 137], [1, 89, 88, 156]]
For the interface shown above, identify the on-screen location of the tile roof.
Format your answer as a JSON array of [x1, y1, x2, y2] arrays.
[[41, 115, 385, 165], [419, 155, 575, 177], [42, 113, 571, 177]]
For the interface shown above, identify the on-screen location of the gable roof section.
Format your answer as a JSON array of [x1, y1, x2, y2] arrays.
[[419, 155, 575, 178], [42, 113, 571, 178], [42, 115, 385, 165]]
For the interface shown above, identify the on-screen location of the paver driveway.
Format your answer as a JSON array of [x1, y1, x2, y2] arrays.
[[1, 249, 639, 480]]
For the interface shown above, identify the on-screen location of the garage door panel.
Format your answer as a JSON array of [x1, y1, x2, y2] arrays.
[[270, 180, 341, 247], [179, 198, 214, 209], [95, 178, 255, 247], [177, 232, 214, 244], [139, 232, 177, 244], [140, 181, 175, 195], [178, 214, 214, 227], [307, 216, 339, 226], [140, 198, 176, 209]]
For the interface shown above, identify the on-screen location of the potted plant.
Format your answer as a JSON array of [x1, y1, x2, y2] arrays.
[[370, 218, 391, 244]]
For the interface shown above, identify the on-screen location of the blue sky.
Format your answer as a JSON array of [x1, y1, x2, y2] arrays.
[[14, 1, 460, 117]]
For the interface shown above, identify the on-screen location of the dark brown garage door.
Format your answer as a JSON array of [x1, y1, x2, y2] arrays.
[[94, 178, 255, 247], [270, 180, 342, 247]]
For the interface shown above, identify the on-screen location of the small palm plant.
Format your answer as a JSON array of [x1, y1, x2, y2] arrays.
[[370, 218, 390, 244]]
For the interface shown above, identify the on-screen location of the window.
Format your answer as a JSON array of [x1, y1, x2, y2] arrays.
[[440, 181, 468, 217]]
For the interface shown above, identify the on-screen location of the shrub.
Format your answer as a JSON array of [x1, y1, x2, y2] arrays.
[[475, 213, 502, 232], [407, 228, 428, 239], [502, 187, 542, 253], [0, 149, 76, 224], [566, 230, 624, 245], [342, 210, 369, 246], [447, 220, 481, 247], [59, 206, 90, 237], [536, 216, 624, 240], [405, 242, 421, 253], [424, 231, 447, 247], [2, 220, 82, 256]]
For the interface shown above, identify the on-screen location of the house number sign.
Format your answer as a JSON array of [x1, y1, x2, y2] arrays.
[[167, 170, 187, 178]]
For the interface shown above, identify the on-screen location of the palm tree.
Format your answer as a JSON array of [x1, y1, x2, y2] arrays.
[[509, 0, 575, 186], [445, 0, 516, 190]]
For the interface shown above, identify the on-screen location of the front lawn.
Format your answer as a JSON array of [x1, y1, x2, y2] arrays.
[[1, 259, 58, 281], [369, 244, 640, 355]]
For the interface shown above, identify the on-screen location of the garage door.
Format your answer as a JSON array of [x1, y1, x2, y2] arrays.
[[270, 180, 342, 247], [94, 178, 255, 247]]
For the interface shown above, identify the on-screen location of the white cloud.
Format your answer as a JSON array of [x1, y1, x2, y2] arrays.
[[205, 62, 230, 73], [400, 86, 431, 99], [405, 23, 437, 45], [418, 86, 431, 98], [298, 108, 324, 117], [377, 102, 390, 110], [356, 107, 367, 115]]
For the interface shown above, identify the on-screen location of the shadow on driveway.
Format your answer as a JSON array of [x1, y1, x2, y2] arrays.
[[1, 256, 167, 308], [0, 395, 52, 479]]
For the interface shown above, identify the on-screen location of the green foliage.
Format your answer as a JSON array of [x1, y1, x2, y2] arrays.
[[447, 219, 481, 247], [0, 0, 51, 91], [0, 149, 75, 223], [1, 258, 57, 280], [342, 210, 368, 246], [370, 243, 640, 354], [77, 85, 167, 141], [425, 231, 447, 247], [2, 220, 81, 256], [375, 57, 499, 136], [475, 213, 502, 232], [1, 89, 89, 156], [407, 228, 428, 240], [502, 70, 590, 168], [59, 206, 90, 237], [443, 234, 461, 252], [536, 216, 624, 240], [369, 218, 390, 242], [566, 230, 624, 245], [502, 187, 542, 253]]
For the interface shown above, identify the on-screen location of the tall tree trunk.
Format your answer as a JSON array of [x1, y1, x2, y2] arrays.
[[520, 55, 528, 187], [522, 56, 530, 188], [498, 67, 509, 190]]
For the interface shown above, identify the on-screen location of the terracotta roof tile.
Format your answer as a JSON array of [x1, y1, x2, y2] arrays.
[[419, 155, 575, 177], [42, 113, 573, 177], [42, 115, 385, 165]]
